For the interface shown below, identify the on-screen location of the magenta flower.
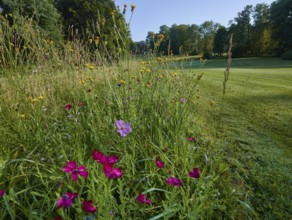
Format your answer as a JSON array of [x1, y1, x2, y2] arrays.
[[0, 190, 5, 197], [166, 176, 182, 187], [136, 193, 152, 205], [188, 167, 200, 179], [65, 104, 72, 110], [187, 137, 196, 142], [92, 150, 118, 165], [179, 98, 186, 103], [57, 192, 78, 209], [82, 200, 97, 213], [63, 161, 88, 181], [155, 159, 164, 169], [115, 120, 132, 137], [103, 164, 123, 179]]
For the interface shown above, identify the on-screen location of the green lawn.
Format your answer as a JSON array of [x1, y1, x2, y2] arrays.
[[191, 58, 292, 219]]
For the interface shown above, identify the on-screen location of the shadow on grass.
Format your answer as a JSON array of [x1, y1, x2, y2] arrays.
[[165, 57, 292, 70]]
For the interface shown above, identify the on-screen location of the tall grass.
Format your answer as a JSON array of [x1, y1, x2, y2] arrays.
[[0, 11, 254, 220], [0, 56, 254, 219]]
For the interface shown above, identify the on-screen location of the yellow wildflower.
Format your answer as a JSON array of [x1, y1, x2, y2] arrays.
[[30, 98, 39, 104], [131, 4, 136, 12], [18, 114, 26, 118], [37, 96, 45, 100], [119, 80, 126, 85]]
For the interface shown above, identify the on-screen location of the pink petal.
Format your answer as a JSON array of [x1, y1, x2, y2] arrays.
[[108, 155, 119, 164], [166, 177, 182, 186], [56, 198, 64, 209], [155, 159, 164, 168], [66, 192, 78, 201], [71, 172, 78, 181], [82, 200, 97, 213], [63, 161, 76, 172], [63, 196, 73, 208], [103, 164, 122, 179], [0, 190, 5, 197], [77, 165, 88, 177], [136, 193, 152, 205], [145, 199, 152, 205], [189, 168, 200, 178], [136, 194, 145, 204], [92, 150, 107, 164]]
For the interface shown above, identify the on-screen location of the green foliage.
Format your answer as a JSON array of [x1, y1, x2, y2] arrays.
[[213, 26, 229, 56], [55, 0, 130, 61], [0, 0, 63, 42], [270, 0, 292, 53], [200, 21, 219, 59]]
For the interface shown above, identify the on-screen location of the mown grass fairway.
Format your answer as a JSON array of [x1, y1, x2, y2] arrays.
[[192, 58, 292, 219]]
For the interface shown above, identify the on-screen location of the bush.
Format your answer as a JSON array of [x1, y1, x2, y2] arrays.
[[281, 50, 292, 60]]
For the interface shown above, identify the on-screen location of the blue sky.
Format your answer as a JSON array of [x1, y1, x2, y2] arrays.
[[114, 0, 275, 42]]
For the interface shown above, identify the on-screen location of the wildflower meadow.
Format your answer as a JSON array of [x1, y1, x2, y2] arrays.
[[1, 1, 292, 220]]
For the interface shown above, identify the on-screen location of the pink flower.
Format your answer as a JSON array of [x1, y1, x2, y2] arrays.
[[187, 137, 196, 142], [179, 98, 186, 103], [188, 167, 200, 179], [82, 200, 97, 213], [0, 190, 5, 197], [115, 120, 132, 137], [78, 101, 84, 107], [57, 192, 78, 209], [103, 164, 123, 179], [92, 150, 118, 165], [155, 159, 164, 169], [63, 161, 88, 181], [65, 104, 72, 110], [136, 193, 152, 205], [166, 176, 182, 187]]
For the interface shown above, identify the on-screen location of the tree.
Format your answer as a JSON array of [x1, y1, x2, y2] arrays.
[[213, 26, 228, 56], [0, 0, 62, 42], [231, 5, 253, 57], [270, 0, 292, 53], [55, 0, 130, 60], [200, 21, 219, 58], [252, 3, 273, 56]]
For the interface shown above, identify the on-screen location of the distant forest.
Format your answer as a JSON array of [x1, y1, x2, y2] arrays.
[[0, 0, 291, 61], [131, 0, 292, 59]]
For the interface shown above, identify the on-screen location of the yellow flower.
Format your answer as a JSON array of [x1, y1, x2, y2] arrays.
[[80, 80, 87, 85], [119, 80, 126, 85], [30, 98, 39, 104], [157, 57, 163, 62], [37, 96, 45, 100], [131, 4, 136, 12], [18, 114, 26, 118], [210, 100, 216, 106], [94, 37, 99, 45]]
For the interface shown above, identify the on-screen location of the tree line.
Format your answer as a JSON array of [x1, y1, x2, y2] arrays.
[[0, 0, 132, 64], [131, 0, 292, 59]]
